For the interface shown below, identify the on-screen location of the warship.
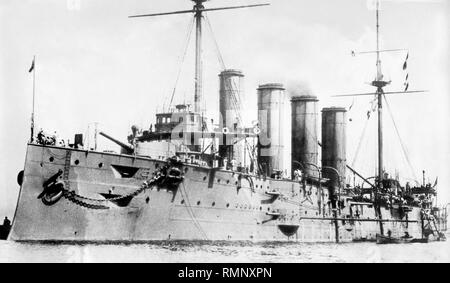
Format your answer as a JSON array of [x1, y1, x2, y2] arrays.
[[7, 0, 448, 243]]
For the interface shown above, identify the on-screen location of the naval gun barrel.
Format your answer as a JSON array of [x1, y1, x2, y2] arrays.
[[99, 132, 134, 154]]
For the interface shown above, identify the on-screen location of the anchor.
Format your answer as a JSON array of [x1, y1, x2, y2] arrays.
[[38, 169, 65, 206]]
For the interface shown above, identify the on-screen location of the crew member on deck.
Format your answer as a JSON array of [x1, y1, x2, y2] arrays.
[[231, 159, 237, 171], [294, 169, 302, 181], [3, 217, 10, 228]]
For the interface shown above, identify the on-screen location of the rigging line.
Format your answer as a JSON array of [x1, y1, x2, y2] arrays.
[[205, 15, 245, 126], [180, 182, 209, 240], [351, 113, 371, 168], [245, 138, 259, 169], [228, 86, 243, 125], [180, 184, 208, 241], [383, 94, 419, 182], [169, 16, 195, 109], [351, 96, 377, 168], [205, 14, 226, 70]]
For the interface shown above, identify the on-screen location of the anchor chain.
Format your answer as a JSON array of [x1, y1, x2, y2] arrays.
[[63, 191, 110, 210], [40, 156, 184, 210]]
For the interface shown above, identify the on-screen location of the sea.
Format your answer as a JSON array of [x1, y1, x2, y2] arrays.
[[1, 238, 449, 263]]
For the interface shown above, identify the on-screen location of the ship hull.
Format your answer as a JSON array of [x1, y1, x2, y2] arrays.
[[9, 144, 423, 243]]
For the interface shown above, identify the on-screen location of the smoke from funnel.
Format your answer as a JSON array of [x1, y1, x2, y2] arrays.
[[286, 80, 313, 98]]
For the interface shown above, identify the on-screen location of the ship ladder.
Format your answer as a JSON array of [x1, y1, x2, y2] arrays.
[[430, 217, 445, 241], [63, 150, 72, 190], [422, 209, 446, 241]]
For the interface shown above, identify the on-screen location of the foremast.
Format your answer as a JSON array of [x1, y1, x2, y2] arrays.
[[193, 0, 205, 114], [129, 0, 269, 116]]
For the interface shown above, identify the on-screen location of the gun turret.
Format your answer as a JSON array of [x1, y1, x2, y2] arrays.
[[99, 132, 134, 155]]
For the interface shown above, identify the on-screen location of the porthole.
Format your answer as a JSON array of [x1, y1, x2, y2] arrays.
[[74, 160, 80, 165], [226, 203, 230, 208], [267, 207, 270, 212], [212, 202, 216, 207], [181, 200, 185, 205], [203, 176, 207, 181], [197, 201, 201, 206], [305, 211, 308, 215], [49, 157, 54, 162], [98, 162, 103, 168], [226, 180, 230, 184], [260, 206, 262, 211], [217, 179, 221, 183], [146, 197, 150, 204]]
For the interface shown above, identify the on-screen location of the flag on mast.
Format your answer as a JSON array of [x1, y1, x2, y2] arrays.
[[402, 52, 409, 70], [432, 177, 438, 188], [29, 56, 36, 142], [29, 58, 35, 73]]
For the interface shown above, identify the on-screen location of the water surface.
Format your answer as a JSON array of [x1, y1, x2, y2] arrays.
[[1, 239, 449, 263]]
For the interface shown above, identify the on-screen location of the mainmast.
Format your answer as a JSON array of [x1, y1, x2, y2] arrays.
[[373, 0, 386, 187], [129, 0, 269, 115], [372, 1, 388, 234], [331, 0, 427, 235]]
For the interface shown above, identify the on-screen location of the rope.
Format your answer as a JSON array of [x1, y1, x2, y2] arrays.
[[383, 94, 419, 182], [168, 17, 195, 109], [351, 114, 371, 168], [205, 15, 225, 70], [180, 182, 209, 240], [205, 14, 244, 127]]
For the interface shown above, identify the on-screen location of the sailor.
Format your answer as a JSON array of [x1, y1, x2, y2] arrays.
[[230, 159, 237, 171], [3, 217, 11, 228], [294, 169, 302, 181], [50, 131, 57, 146], [37, 129, 45, 145], [223, 157, 228, 170]]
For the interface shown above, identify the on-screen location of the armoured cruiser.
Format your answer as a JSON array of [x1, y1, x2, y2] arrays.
[[8, 0, 448, 243]]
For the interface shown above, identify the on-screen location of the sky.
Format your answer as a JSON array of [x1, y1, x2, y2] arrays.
[[0, 0, 449, 218]]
